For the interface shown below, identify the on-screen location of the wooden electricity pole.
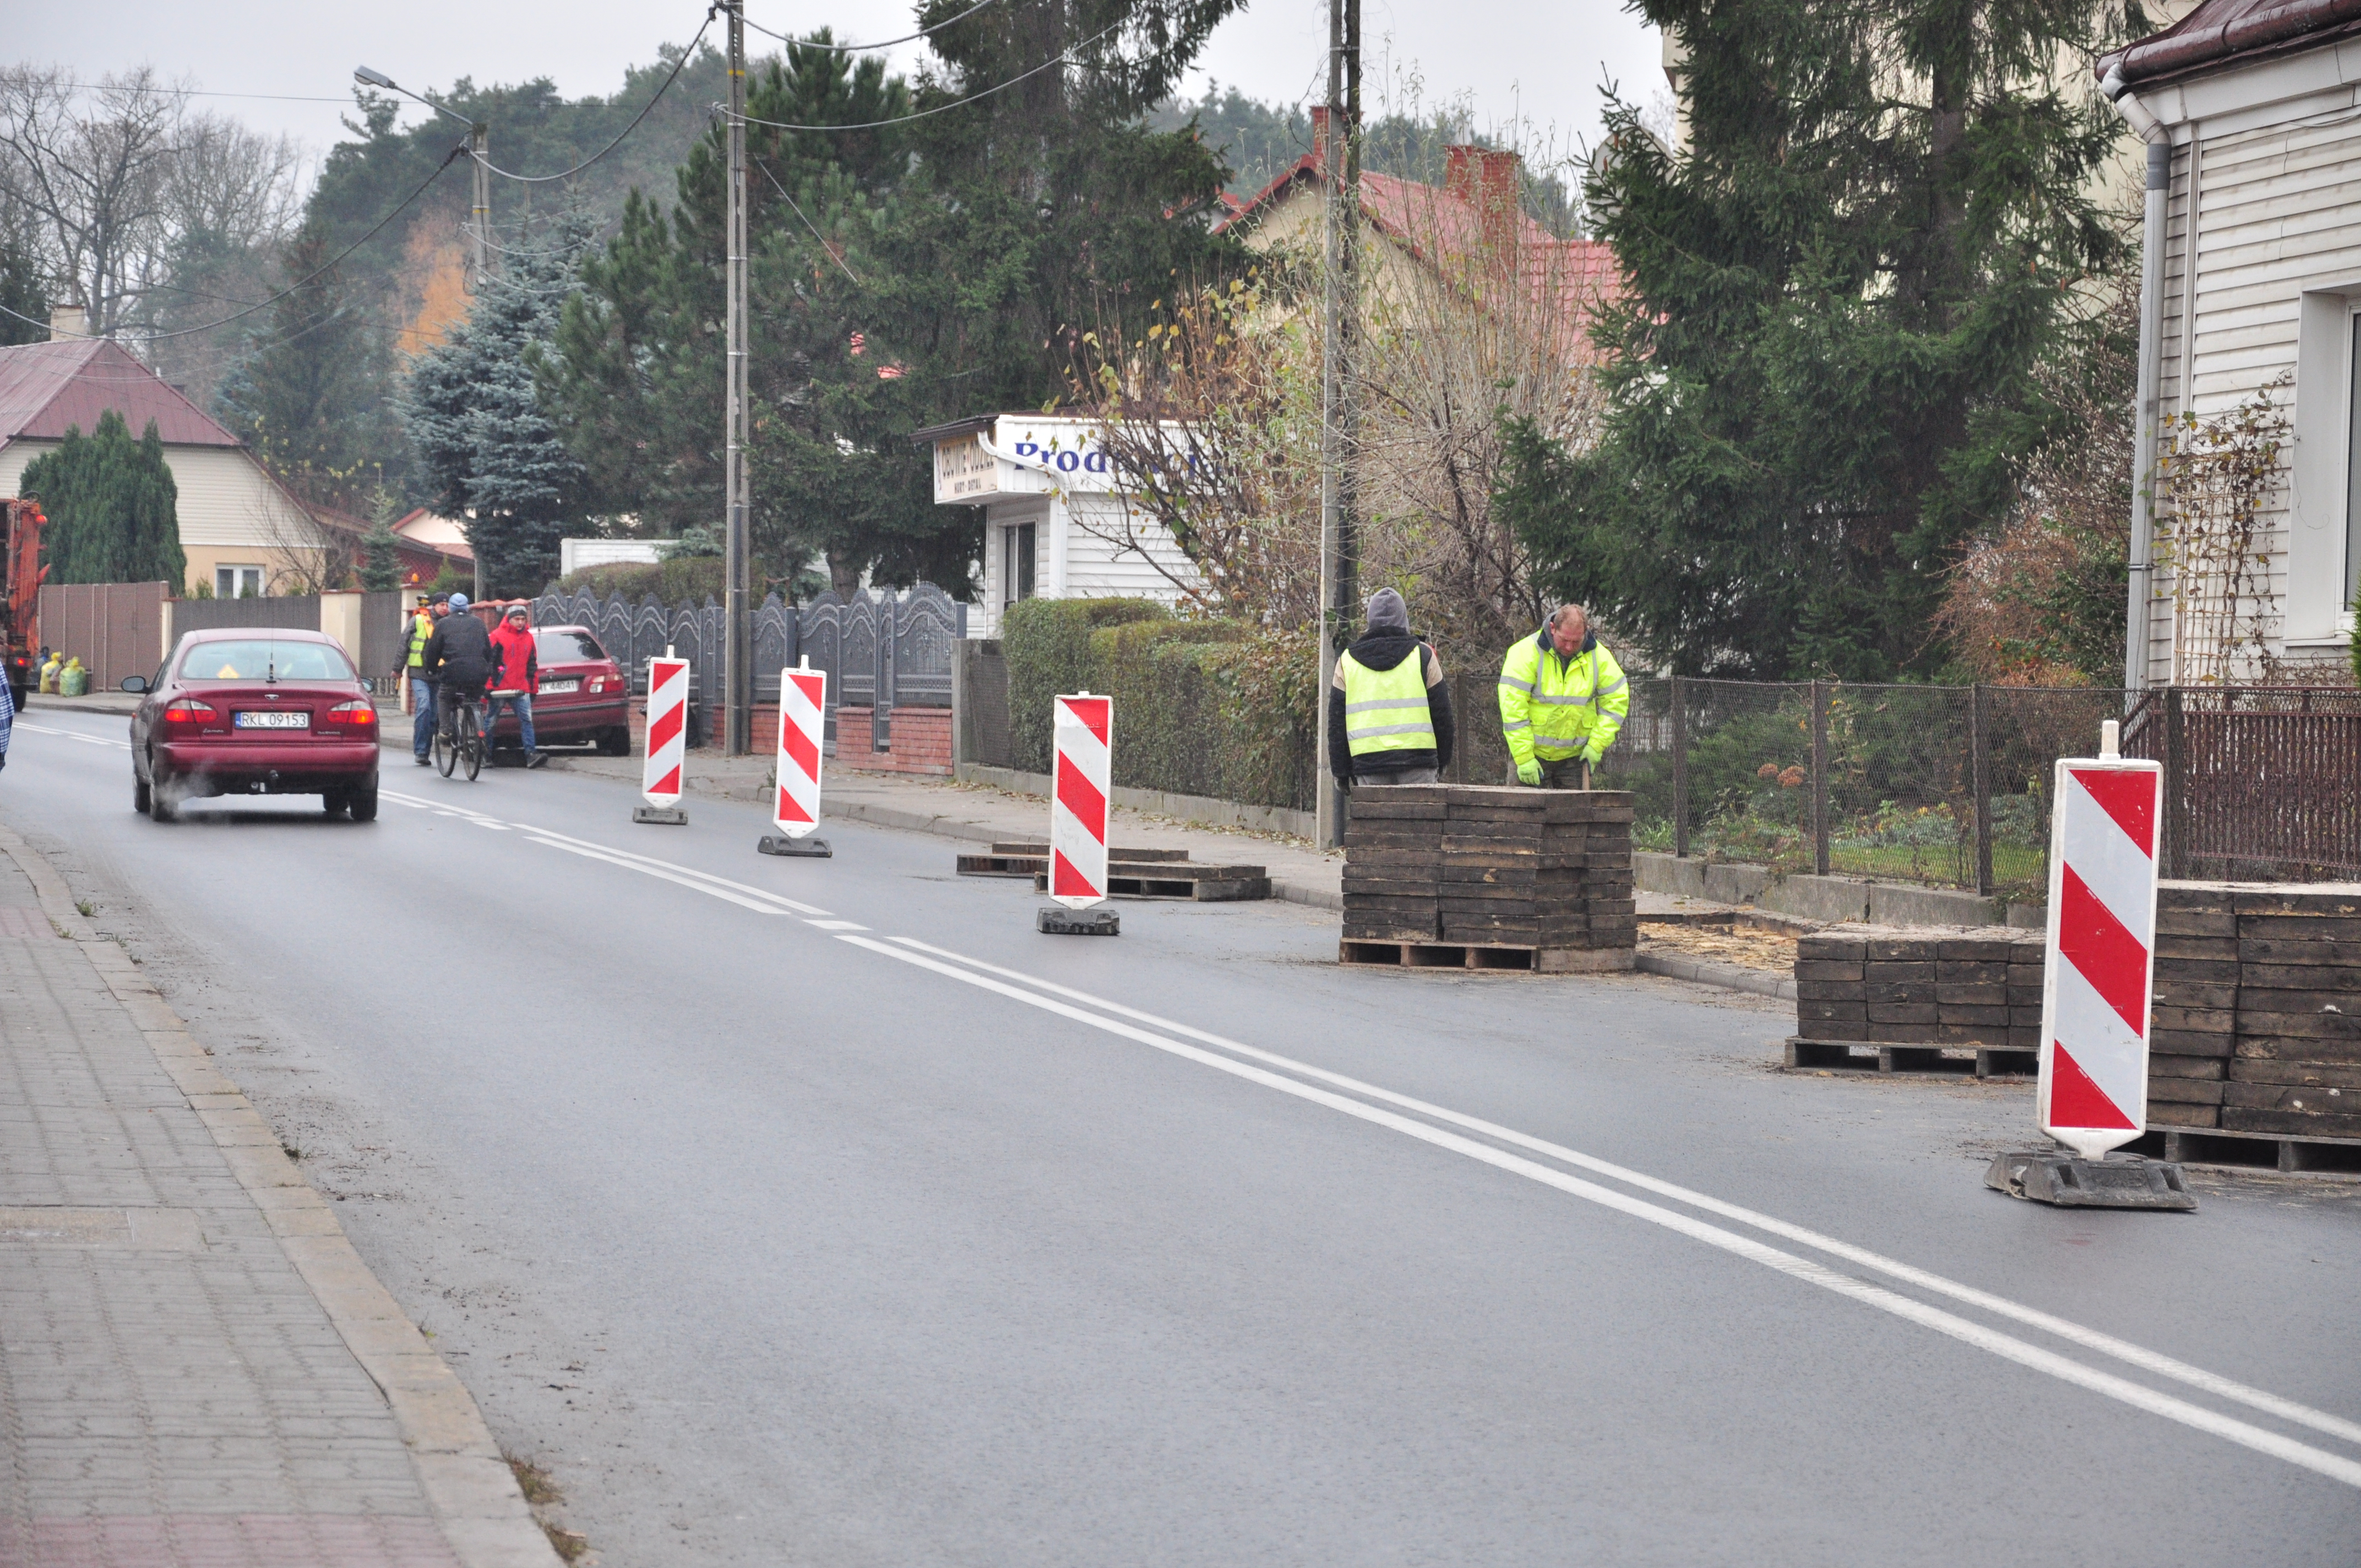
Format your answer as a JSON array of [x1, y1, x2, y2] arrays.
[[1314, 0, 1362, 848], [723, 0, 753, 754]]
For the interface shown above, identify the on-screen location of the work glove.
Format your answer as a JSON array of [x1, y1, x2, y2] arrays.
[[1516, 759, 1542, 786], [1581, 739, 1606, 766]]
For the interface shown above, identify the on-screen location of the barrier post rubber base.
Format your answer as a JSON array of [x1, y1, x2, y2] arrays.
[[758, 834, 831, 858], [1984, 1151, 2196, 1211], [1038, 905, 1119, 937], [633, 805, 689, 826]]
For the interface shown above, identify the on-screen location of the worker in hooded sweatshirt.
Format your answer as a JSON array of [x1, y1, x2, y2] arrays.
[[1328, 587, 1455, 789]]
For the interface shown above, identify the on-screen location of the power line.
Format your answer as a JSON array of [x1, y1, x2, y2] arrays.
[[471, 6, 721, 183], [732, 19, 1122, 133], [0, 142, 466, 345], [753, 159, 861, 284], [742, 0, 1002, 52]]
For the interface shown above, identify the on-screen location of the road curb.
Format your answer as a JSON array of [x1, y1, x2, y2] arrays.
[[1635, 949, 1798, 1000], [0, 821, 563, 1568]]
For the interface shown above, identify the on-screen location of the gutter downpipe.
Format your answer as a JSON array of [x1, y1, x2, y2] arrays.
[[2106, 64, 2170, 693]]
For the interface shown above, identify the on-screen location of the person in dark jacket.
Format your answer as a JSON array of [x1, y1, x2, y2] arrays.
[[1326, 587, 1454, 788], [485, 605, 546, 767], [419, 592, 494, 755]]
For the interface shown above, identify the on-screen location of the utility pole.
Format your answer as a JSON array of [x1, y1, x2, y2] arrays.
[[469, 118, 490, 603], [723, 0, 753, 754], [1314, 0, 1361, 849]]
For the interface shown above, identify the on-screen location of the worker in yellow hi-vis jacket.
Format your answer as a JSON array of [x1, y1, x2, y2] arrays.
[[1497, 603, 1629, 788]]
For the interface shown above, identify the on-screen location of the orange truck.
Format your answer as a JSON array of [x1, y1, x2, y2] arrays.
[[3, 497, 45, 711]]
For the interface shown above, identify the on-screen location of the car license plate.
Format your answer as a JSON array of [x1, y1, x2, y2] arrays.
[[232, 710, 309, 729], [538, 678, 580, 694]]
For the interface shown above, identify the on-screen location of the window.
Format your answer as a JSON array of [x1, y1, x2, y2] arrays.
[[1002, 521, 1036, 611], [215, 565, 263, 599], [536, 629, 607, 663], [178, 639, 355, 682], [2349, 314, 2361, 612]]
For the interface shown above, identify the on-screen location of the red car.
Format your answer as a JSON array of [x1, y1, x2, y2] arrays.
[[125, 628, 380, 821], [481, 624, 632, 755]]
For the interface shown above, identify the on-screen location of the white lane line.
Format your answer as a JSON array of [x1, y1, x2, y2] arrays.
[[469, 820, 510, 830], [844, 934, 2361, 1488], [891, 936, 2361, 1452], [805, 919, 868, 931], [520, 836, 789, 916], [17, 722, 129, 750]]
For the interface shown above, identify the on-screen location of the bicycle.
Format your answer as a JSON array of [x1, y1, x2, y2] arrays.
[[433, 691, 486, 782]]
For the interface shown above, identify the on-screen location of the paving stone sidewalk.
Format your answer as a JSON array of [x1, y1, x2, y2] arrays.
[[0, 832, 553, 1567]]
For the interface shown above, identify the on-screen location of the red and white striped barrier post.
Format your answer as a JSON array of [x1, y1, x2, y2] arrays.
[[2037, 737, 2164, 1159], [634, 653, 690, 825], [758, 660, 831, 857], [1041, 692, 1117, 934]]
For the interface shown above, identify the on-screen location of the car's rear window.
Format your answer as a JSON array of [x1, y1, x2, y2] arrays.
[[537, 629, 608, 663], [179, 640, 355, 682]]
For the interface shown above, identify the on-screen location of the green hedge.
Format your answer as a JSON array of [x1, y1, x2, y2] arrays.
[[1001, 597, 1318, 812]]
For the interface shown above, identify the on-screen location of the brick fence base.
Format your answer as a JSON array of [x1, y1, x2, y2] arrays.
[[833, 705, 953, 776]]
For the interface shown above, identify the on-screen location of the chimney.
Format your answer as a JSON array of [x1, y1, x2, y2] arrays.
[[1311, 105, 1331, 177], [1445, 146, 1522, 256], [48, 303, 87, 341], [1445, 145, 1477, 204]]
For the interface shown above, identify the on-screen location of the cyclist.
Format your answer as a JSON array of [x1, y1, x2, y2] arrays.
[[485, 605, 547, 768], [420, 592, 494, 759]]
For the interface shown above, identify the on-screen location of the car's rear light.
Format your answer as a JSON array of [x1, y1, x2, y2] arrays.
[[161, 699, 216, 731], [325, 699, 377, 730]]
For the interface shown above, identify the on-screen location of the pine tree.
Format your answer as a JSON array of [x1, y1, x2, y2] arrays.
[[0, 232, 47, 348], [215, 219, 406, 511], [1499, 0, 2134, 678], [401, 214, 590, 596], [359, 487, 404, 591], [20, 411, 185, 586]]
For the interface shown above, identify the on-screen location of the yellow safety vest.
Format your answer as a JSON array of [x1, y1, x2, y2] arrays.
[[1339, 647, 1435, 757], [406, 612, 433, 668], [1497, 629, 1630, 766]]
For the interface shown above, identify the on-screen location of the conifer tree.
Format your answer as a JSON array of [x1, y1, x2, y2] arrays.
[[20, 411, 184, 586], [1500, 0, 2136, 677], [401, 214, 591, 596]]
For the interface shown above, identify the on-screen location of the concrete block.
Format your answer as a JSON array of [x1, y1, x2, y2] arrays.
[[1701, 862, 1771, 905], [1868, 881, 2005, 927], [1634, 851, 1707, 899], [1756, 874, 1871, 924]]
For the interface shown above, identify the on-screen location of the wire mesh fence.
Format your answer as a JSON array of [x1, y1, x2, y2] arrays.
[[1576, 678, 2355, 897]]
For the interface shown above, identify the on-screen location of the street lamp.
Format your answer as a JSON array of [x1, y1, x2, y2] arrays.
[[355, 64, 494, 601]]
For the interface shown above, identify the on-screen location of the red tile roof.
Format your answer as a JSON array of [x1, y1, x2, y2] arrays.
[[2098, 0, 2361, 86], [0, 338, 241, 449]]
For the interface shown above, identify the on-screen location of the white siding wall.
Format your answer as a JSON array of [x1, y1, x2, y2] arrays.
[[2150, 99, 2361, 680], [969, 493, 1200, 639], [0, 439, 314, 553]]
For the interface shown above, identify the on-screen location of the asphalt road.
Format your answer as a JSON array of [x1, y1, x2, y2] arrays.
[[8, 706, 2360, 1566]]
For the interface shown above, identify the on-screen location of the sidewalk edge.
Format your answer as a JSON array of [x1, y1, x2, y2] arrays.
[[1635, 949, 1798, 1001], [0, 822, 563, 1568]]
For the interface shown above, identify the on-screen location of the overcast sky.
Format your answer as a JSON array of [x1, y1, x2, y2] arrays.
[[11, 0, 1663, 184]]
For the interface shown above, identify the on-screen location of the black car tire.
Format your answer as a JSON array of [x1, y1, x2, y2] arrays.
[[322, 791, 350, 819], [133, 773, 151, 815], [147, 770, 176, 823], [597, 725, 632, 757], [348, 785, 380, 823]]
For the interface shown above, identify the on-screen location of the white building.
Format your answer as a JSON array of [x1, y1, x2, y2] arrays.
[[916, 413, 1200, 635], [2103, 0, 2361, 682]]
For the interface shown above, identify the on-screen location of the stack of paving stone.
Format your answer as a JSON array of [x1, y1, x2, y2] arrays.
[[1792, 925, 2046, 1047], [1437, 787, 1636, 952], [2150, 882, 2361, 1137], [1341, 785, 1636, 962]]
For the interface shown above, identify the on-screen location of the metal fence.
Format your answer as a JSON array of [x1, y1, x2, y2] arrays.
[[1566, 677, 2354, 896], [37, 581, 167, 690], [529, 581, 967, 748]]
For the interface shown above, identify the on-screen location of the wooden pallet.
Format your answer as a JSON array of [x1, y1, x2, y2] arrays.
[[1784, 1037, 2038, 1079], [2125, 1125, 2361, 1177], [956, 843, 1188, 878], [1032, 864, 1271, 902], [1339, 939, 1636, 974]]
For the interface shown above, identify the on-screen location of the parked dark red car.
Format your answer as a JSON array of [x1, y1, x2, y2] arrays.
[[480, 624, 632, 755], [126, 628, 380, 821]]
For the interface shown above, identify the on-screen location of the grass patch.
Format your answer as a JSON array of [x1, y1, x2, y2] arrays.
[[507, 1456, 563, 1506], [75, 899, 94, 917]]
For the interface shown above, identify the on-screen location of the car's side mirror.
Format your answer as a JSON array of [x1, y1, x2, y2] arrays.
[[119, 675, 148, 694]]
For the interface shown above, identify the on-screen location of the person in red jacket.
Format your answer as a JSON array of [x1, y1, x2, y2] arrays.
[[486, 605, 547, 767]]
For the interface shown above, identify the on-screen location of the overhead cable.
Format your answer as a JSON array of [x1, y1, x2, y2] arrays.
[[0, 143, 467, 344], [472, 6, 720, 183], [731, 18, 1120, 133], [753, 159, 862, 283], [742, 0, 1002, 52]]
